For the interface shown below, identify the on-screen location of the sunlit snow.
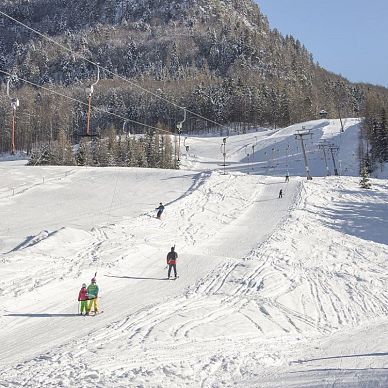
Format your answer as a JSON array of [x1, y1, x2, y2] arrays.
[[0, 119, 387, 387]]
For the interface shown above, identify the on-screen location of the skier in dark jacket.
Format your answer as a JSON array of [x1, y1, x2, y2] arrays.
[[278, 189, 283, 198], [156, 202, 165, 219], [167, 246, 178, 279]]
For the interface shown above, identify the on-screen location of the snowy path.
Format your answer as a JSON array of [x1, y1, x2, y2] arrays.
[[0, 172, 295, 370]]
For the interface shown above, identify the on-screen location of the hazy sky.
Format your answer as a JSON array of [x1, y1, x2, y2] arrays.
[[257, 0, 388, 87]]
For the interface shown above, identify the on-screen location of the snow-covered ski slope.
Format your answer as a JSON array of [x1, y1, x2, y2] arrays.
[[0, 119, 387, 387], [182, 118, 363, 177]]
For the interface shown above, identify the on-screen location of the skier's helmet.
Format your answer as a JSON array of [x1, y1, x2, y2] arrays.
[[82, 283, 87, 288], [91, 278, 96, 283], [171, 246, 175, 251]]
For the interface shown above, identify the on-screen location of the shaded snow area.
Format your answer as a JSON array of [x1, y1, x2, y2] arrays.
[[0, 119, 387, 387]]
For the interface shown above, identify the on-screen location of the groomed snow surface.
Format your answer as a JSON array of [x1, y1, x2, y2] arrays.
[[0, 119, 387, 387]]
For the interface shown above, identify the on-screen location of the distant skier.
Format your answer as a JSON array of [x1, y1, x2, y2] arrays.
[[278, 189, 283, 198], [78, 283, 88, 315], [86, 277, 99, 314], [156, 202, 165, 219], [167, 246, 178, 279], [285, 174, 289, 182]]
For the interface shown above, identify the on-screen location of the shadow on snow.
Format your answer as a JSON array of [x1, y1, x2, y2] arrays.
[[4, 313, 80, 318], [105, 275, 168, 281]]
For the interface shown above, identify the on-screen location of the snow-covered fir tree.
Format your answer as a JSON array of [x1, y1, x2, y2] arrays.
[[359, 167, 372, 189]]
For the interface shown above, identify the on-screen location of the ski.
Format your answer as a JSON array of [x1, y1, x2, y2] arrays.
[[87, 311, 104, 316]]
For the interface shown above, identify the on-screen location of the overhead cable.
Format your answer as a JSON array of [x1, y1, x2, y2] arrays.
[[0, 10, 234, 132], [0, 68, 168, 134]]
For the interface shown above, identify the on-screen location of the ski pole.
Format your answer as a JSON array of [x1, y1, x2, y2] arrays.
[[78, 301, 80, 315]]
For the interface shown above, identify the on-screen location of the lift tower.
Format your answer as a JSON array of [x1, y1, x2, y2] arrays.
[[295, 127, 313, 180]]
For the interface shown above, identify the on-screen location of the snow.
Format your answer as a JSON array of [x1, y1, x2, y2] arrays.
[[182, 118, 362, 178], [0, 119, 387, 387]]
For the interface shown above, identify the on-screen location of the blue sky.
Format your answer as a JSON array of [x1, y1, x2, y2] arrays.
[[257, 0, 388, 87]]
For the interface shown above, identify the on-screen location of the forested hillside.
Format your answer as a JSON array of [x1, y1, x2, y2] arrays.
[[0, 0, 387, 170]]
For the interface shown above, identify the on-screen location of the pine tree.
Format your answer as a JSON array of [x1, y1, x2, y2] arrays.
[[27, 149, 42, 166], [160, 134, 174, 169], [359, 167, 372, 189], [136, 138, 148, 168], [379, 108, 388, 165], [107, 126, 118, 166], [53, 129, 75, 165], [94, 138, 110, 167], [124, 138, 137, 167], [30, 144, 54, 165], [76, 138, 93, 166]]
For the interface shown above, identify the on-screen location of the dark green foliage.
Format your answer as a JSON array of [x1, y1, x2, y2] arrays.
[[27, 144, 54, 165], [30, 130, 176, 169], [360, 91, 388, 173], [359, 167, 372, 189]]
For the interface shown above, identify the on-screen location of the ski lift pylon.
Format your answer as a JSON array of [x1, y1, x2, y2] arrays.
[[176, 107, 186, 162]]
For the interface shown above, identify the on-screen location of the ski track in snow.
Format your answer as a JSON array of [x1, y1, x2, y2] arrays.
[[0, 119, 388, 387]]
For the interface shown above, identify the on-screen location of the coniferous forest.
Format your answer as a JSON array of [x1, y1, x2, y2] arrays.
[[0, 0, 387, 170]]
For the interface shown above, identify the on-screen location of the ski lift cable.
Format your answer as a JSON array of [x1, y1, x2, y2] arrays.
[[0, 10, 234, 133], [1, 72, 156, 226], [0, 69, 169, 134]]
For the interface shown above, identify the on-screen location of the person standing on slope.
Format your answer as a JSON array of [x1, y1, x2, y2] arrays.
[[78, 283, 88, 315], [86, 277, 99, 314], [167, 246, 178, 279], [278, 189, 283, 198], [156, 202, 165, 219]]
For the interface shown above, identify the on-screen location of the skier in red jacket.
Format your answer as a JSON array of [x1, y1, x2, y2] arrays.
[[78, 283, 88, 315], [167, 246, 178, 279]]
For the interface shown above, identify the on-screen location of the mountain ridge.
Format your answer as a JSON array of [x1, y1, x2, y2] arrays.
[[0, 0, 387, 160]]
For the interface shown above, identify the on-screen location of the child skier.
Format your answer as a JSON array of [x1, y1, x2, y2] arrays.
[[86, 277, 99, 315], [78, 283, 88, 315]]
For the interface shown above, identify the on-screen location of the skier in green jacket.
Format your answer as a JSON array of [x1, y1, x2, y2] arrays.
[[86, 277, 99, 314]]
